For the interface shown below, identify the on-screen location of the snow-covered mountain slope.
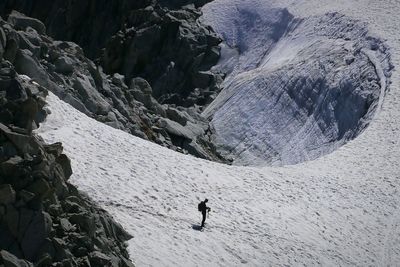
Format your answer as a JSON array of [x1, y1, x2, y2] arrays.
[[36, 0, 400, 266], [202, 0, 392, 166], [38, 91, 400, 266]]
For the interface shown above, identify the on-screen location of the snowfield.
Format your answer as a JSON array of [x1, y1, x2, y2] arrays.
[[36, 0, 400, 266]]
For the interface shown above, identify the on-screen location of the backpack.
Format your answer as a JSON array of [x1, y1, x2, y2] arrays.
[[198, 202, 202, 212]]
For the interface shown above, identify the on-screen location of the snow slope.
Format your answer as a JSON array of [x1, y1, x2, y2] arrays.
[[36, 0, 400, 266], [202, 0, 392, 166]]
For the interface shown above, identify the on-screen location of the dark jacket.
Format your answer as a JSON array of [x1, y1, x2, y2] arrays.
[[198, 201, 209, 213]]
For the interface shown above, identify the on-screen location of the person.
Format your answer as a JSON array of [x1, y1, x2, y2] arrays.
[[198, 199, 211, 228]]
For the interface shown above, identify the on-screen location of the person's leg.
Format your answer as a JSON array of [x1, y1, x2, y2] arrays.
[[201, 212, 206, 227]]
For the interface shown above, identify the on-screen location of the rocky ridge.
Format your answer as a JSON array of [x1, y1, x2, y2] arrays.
[[0, 1, 227, 163], [0, 18, 134, 267]]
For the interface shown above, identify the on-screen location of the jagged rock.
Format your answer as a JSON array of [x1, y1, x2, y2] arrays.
[[166, 107, 193, 126], [0, 250, 33, 267], [0, 156, 23, 179], [130, 77, 152, 95], [7, 11, 46, 35], [0, 19, 135, 264], [59, 218, 75, 232], [14, 49, 54, 92], [43, 142, 63, 157], [5, 78, 27, 101], [89, 251, 111, 266], [72, 75, 111, 115], [3, 29, 19, 63], [25, 178, 50, 199], [21, 211, 52, 261], [62, 94, 91, 115], [54, 56, 74, 74], [56, 154, 72, 179], [0, 184, 16, 204], [0, 123, 39, 154], [16, 31, 40, 57], [157, 118, 205, 141], [69, 212, 96, 237]]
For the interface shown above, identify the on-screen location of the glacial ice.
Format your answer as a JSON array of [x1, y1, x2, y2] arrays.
[[201, 1, 392, 166]]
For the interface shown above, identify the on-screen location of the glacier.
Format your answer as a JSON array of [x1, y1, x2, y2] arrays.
[[202, 0, 392, 166], [35, 0, 400, 266]]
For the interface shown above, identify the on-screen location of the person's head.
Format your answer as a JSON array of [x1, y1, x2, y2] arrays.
[[205, 198, 208, 203]]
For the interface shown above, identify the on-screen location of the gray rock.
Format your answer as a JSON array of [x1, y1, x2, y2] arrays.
[[88, 251, 111, 267], [14, 49, 53, 91], [166, 107, 194, 126], [69, 212, 96, 237], [73, 75, 111, 115], [3, 28, 19, 63], [0, 156, 23, 178], [5, 78, 27, 101], [8, 11, 46, 35], [0, 250, 33, 267], [25, 178, 50, 199], [130, 77, 152, 94], [0, 123, 40, 155], [56, 154, 73, 179], [16, 32, 40, 57], [52, 238, 73, 262], [192, 71, 215, 89], [0, 184, 16, 204], [59, 218, 75, 232], [62, 94, 91, 115], [21, 211, 52, 261], [111, 73, 127, 88], [54, 56, 75, 74]]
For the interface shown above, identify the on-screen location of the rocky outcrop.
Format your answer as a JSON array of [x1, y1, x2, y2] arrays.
[[100, 4, 223, 107], [0, 1, 223, 106], [0, 21, 133, 267], [0, 10, 227, 163]]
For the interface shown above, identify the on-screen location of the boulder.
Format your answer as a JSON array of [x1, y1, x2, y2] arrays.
[[88, 251, 111, 266], [21, 211, 52, 261], [166, 107, 193, 126], [54, 56, 75, 74], [16, 32, 40, 57], [130, 77, 152, 95], [158, 118, 204, 141], [0, 250, 33, 267], [5, 78, 27, 101], [0, 156, 23, 180], [25, 178, 50, 199], [72, 75, 111, 115], [14, 49, 52, 91], [3, 29, 19, 63], [69, 212, 96, 237], [0, 123, 40, 155], [56, 154, 73, 179], [59, 218, 75, 232], [62, 94, 91, 115], [7, 11, 46, 35]]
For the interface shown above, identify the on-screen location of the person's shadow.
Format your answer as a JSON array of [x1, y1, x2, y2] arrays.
[[192, 224, 202, 231]]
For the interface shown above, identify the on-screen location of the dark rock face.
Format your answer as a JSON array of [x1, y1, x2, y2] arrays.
[[100, 4, 223, 106], [0, 7, 227, 162], [0, 19, 134, 267], [0, 1, 222, 107]]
